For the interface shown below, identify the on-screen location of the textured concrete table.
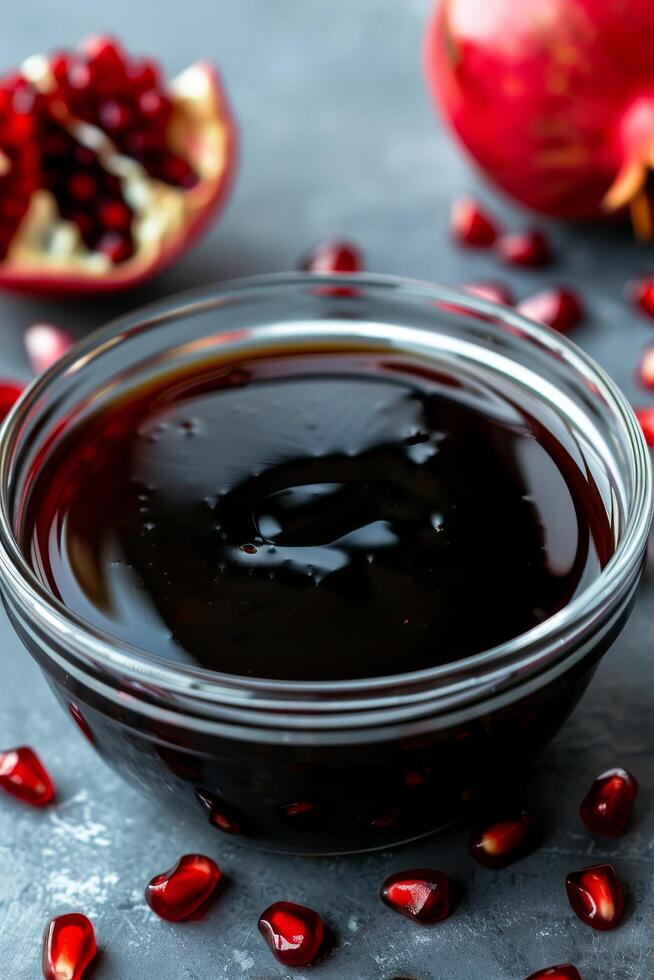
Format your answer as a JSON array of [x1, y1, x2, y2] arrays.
[[1, 2, 653, 977]]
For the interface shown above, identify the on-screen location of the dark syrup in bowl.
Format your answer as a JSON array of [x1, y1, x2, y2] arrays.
[[23, 349, 613, 681]]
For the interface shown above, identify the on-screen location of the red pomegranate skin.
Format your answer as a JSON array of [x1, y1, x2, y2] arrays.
[[426, 0, 654, 221]]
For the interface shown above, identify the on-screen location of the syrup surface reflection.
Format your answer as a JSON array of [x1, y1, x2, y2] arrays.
[[24, 351, 613, 681]]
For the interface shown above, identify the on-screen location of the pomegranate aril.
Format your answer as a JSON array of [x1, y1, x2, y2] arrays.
[[25, 323, 74, 374], [0, 746, 54, 806], [637, 348, 654, 389], [0, 76, 38, 258], [380, 868, 450, 924], [68, 172, 97, 202], [99, 200, 132, 231], [525, 966, 582, 980], [636, 406, 654, 447], [127, 60, 159, 90], [98, 99, 133, 133], [463, 281, 514, 305], [161, 155, 195, 187], [450, 197, 498, 247], [138, 89, 171, 122], [82, 37, 127, 91], [498, 229, 552, 267], [469, 810, 539, 868], [98, 231, 132, 263], [145, 853, 221, 921], [517, 288, 583, 333], [300, 239, 363, 274], [630, 275, 654, 318], [258, 901, 325, 967], [566, 863, 624, 930], [579, 767, 638, 837], [42, 912, 97, 980], [0, 380, 25, 420]]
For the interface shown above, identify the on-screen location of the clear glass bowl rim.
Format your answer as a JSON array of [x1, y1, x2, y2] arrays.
[[0, 272, 650, 713]]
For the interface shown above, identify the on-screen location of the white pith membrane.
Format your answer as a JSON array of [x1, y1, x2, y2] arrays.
[[1, 56, 230, 284]]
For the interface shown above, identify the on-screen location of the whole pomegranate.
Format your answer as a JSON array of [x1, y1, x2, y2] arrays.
[[425, 0, 654, 233], [0, 36, 236, 292]]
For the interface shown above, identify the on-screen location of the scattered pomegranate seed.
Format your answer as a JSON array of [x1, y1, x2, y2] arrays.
[[463, 281, 514, 305], [0, 746, 54, 806], [525, 966, 582, 980], [637, 348, 654, 389], [25, 322, 74, 374], [0, 380, 25, 421], [145, 853, 221, 922], [630, 275, 654, 318], [579, 767, 638, 837], [450, 197, 499, 247], [517, 288, 583, 333], [300, 239, 362, 274], [42, 912, 97, 980], [635, 406, 654, 446], [258, 901, 325, 968], [469, 810, 539, 868], [68, 703, 95, 745], [565, 863, 625, 930], [380, 869, 450, 924], [498, 229, 552, 267]]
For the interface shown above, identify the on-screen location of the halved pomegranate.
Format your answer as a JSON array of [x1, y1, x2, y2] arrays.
[[0, 36, 235, 293]]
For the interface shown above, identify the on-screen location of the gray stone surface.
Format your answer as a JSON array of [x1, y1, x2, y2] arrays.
[[0, 2, 653, 977]]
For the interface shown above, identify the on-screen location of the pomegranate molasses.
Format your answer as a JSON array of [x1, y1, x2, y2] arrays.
[[23, 350, 612, 681]]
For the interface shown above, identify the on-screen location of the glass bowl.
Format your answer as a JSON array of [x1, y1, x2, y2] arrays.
[[0, 273, 650, 854]]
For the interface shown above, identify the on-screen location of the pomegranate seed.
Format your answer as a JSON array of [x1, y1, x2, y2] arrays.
[[258, 901, 325, 967], [300, 239, 363, 273], [42, 912, 97, 980], [0, 746, 54, 806], [138, 89, 169, 120], [450, 197, 498, 247], [68, 703, 95, 744], [380, 868, 450, 924], [127, 60, 159, 90], [637, 348, 654, 388], [517, 287, 583, 333], [630, 275, 654, 318], [469, 810, 539, 868], [97, 232, 132, 263], [566, 863, 625, 930], [98, 99, 133, 132], [68, 172, 97, 202], [25, 323, 74, 374], [498, 229, 552, 267], [0, 380, 25, 421], [635, 406, 654, 446], [525, 967, 582, 980], [145, 853, 221, 922], [463, 281, 514, 305], [580, 767, 638, 837], [99, 200, 133, 232]]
